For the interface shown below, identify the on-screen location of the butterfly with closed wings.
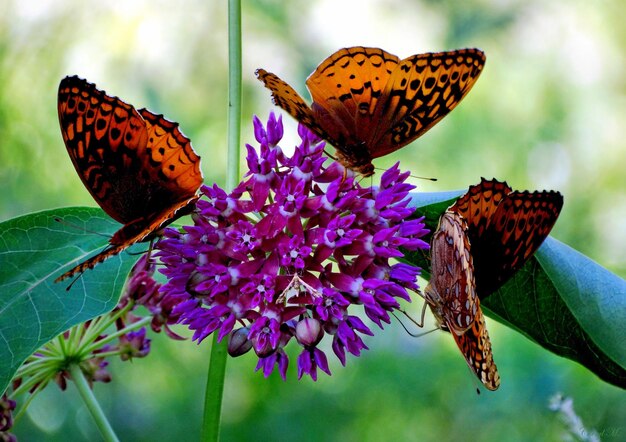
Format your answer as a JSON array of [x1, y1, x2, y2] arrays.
[[55, 76, 203, 282]]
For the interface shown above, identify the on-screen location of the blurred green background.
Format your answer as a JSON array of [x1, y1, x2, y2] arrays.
[[1, 0, 624, 440]]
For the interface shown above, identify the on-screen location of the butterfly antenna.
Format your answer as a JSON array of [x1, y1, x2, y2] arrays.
[[54, 216, 110, 239], [323, 149, 338, 161], [372, 168, 437, 182], [65, 271, 84, 291]]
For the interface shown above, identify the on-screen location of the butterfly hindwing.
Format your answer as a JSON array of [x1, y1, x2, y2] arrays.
[[139, 109, 203, 197], [425, 179, 563, 390], [449, 305, 500, 391], [425, 211, 499, 390]]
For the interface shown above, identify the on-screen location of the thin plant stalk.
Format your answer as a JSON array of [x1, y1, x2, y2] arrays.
[[70, 364, 120, 442], [201, 0, 242, 440]]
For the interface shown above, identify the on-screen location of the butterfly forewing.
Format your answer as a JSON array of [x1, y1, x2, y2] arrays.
[[58, 76, 149, 224], [474, 188, 563, 295], [371, 49, 486, 158], [425, 211, 478, 335], [424, 179, 562, 389], [255, 69, 325, 139], [306, 47, 400, 147], [450, 178, 563, 296], [450, 178, 512, 236], [56, 76, 203, 282]]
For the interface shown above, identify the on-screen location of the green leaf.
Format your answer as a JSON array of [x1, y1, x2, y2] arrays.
[[0, 207, 138, 395], [405, 191, 626, 389]]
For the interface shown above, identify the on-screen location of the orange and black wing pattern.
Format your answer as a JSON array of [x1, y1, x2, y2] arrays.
[[450, 178, 563, 296], [56, 76, 203, 281], [257, 47, 485, 176]]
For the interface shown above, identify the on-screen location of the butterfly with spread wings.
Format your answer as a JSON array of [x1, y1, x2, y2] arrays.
[[257, 46, 485, 176]]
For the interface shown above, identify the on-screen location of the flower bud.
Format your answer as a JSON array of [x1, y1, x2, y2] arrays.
[[295, 317, 323, 347], [228, 327, 253, 357]]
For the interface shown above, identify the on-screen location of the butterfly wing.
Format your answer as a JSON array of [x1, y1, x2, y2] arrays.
[[305, 47, 400, 148], [55, 196, 199, 282], [370, 48, 486, 158], [473, 189, 563, 295], [425, 211, 478, 335], [56, 76, 203, 282], [58, 75, 150, 224], [138, 108, 204, 199], [450, 178, 513, 237], [426, 211, 500, 389], [448, 305, 501, 391], [255, 69, 327, 141], [58, 77, 203, 223]]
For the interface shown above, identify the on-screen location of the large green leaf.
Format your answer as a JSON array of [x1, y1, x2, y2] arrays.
[[0, 207, 138, 395], [405, 191, 626, 389]]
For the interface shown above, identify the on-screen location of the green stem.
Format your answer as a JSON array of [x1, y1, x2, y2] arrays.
[[69, 364, 120, 442], [200, 0, 242, 440], [226, 0, 242, 192], [202, 334, 229, 441], [82, 315, 151, 355]]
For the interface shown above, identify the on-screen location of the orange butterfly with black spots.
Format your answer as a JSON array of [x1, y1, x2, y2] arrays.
[[56, 76, 203, 282], [257, 46, 485, 176], [425, 178, 563, 390]]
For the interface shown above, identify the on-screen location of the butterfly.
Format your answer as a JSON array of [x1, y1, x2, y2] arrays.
[[256, 46, 485, 176], [55, 76, 203, 282], [424, 178, 563, 390]]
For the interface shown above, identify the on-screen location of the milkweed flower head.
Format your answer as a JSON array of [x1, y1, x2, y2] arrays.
[[155, 113, 429, 380]]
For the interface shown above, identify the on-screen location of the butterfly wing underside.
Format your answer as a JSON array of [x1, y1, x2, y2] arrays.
[[425, 212, 478, 334], [449, 305, 501, 390], [425, 211, 500, 390], [56, 76, 203, 282]]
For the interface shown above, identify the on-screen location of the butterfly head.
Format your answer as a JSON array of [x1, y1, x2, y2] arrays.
[[331, 141, 376, 177]]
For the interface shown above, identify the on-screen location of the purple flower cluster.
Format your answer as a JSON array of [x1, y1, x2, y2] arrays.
[[155, 114, 429, 380]]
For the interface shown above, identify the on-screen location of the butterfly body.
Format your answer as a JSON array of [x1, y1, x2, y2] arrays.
[[257, 46, 486, 176], [425, 178, 563, 390], [56, 76, 203, 282]]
